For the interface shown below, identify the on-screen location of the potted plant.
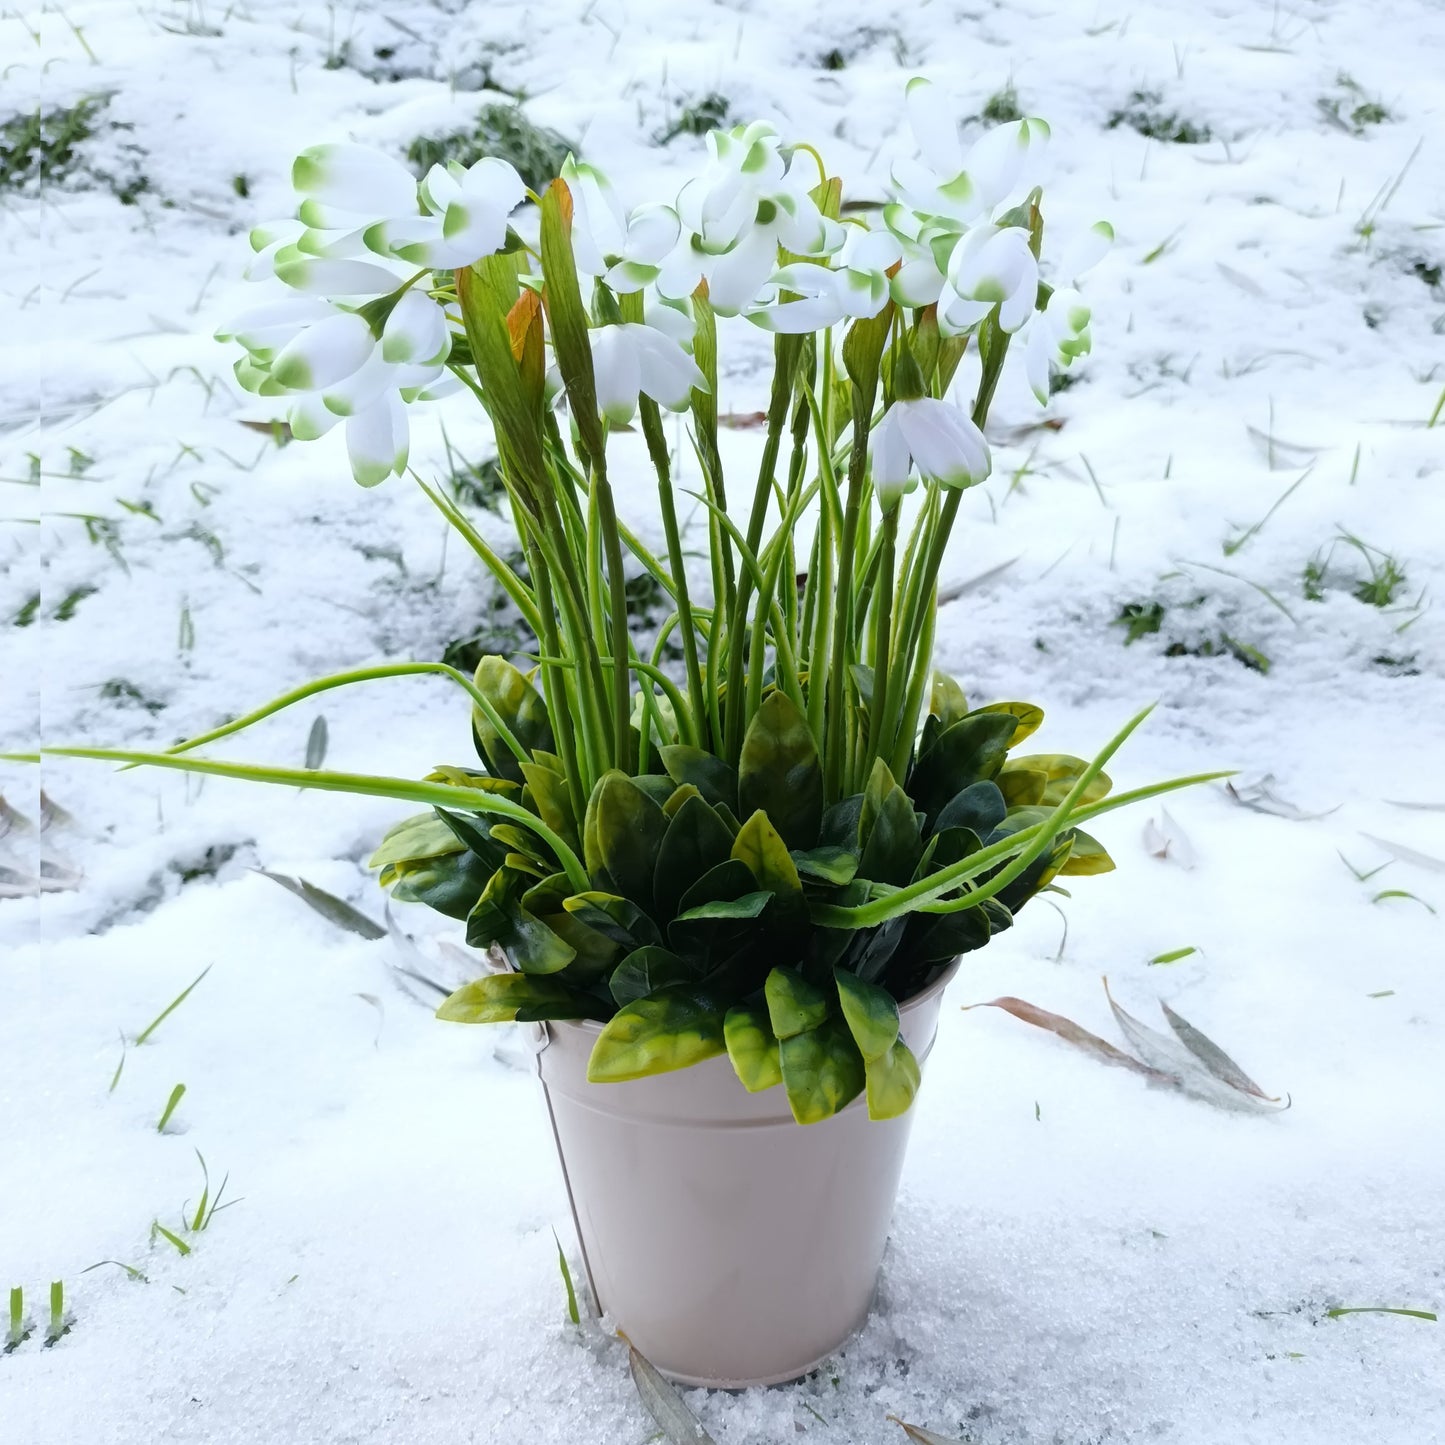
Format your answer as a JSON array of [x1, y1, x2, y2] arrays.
[[39, 79, 1220, 1386]]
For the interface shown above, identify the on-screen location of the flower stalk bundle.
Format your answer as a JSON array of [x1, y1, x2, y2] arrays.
[[45, 81, 1224, 1124]]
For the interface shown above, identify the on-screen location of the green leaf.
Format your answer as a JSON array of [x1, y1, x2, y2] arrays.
[[910, 712, 1019, 820], [997, 766, 1048, 808], [865, 1038, 921, 1120], [842, 301, 894, 400], [254, 868, 387, 940], [659, 744, 739, 813], [521, 874, 620, 978], [563, 890, 662, 949], [609, 946, 695, 1008], [1013, 754, 1113, 806], [932, 781, 1006, 838], [791, 845, 859, 884], [737, 690, 824, 849], [723, 1003, 783, 1092], [930, 670, 969, 730], [858, 758, 923, 886], [970, 700, 1044, 747], [521, 760, 581, 858], [765, 966, 829, 1040], [368, 812, 463, 871], [437, 972, 579, 1023], [674, 891, 772, 923], [586, 987, 726, 1081], [731, 810, 804, 909], [472, 656, 553, 785], [654, 793, 734, 919], [589, 771, 669, 908], [465, 868, 575, 973], [834, 969, 901, 1062], [780, 1016, 865, 1124], [1057, 828, 1115, 875]]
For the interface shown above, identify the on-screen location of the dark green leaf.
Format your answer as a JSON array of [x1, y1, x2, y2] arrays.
[[858, 758, 923, 886], [736, 691, 824, 850], [472, 656, 553, 784], [659, 744, 739, 813], [590, 771, 669, 908], [970, 700, 1044, 747], [654, 794, 734, 918], [791, 845, 859, 884], [563, 890, 662, 949], [254, 869, 386, 940], [520, 760, 580, 857], [521, 874, 620, 978], [465, 868, 575, 972], [608, 946, 695, 1008], [910, 713, 1019, 820], [1012, 753, 1113, 806], [385, 848, 494, 921], [930, 670, 969, 730]]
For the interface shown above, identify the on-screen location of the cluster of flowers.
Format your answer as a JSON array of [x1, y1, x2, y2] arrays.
[[220, 78, 1110, 493]]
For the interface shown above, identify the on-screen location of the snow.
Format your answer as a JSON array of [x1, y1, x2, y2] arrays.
[[3, 1, 1444, 1441]]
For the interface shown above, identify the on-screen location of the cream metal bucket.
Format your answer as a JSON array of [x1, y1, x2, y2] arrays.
[[534, 963, 956, 1388]]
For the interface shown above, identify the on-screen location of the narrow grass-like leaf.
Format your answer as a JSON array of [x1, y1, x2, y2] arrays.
[[134, 965, 211, 1046], [889, 1416, 969, 1444], [253, 868, 386, 940], [624, 1335, 719, 1443], [304, 715, 328, 770], [552, 1229, 580, 1325], [109, 1030, 127, 1092], [156, 1082, 186, 1132], [44, 1282, 68, 1346], [965, 996, 1166, 1080], [81, 1260, 148, 1282], [151, 1222, 191, 1257], [1149, 946, 1198, 965], [1371, 888, 1436, 914], [1327, 1306, 1436, 1322]]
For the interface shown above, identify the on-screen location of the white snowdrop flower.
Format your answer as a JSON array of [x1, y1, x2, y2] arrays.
[[871, 397, 991, 509], [1023, 287, 1092, 404], [939, 223, 1039, 335], [366, 157, 525, 269], [590, 321, 708, 425], [667, 121, 844, 313], [891, 77, 1050, 226], [216, 296, 336, 358], [746, 230, 899, 333], [562, 155, 681, 294]]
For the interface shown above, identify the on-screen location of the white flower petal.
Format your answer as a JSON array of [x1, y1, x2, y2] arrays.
[[590, 326, 641, 424], [1056, 220, 1114, 284], [705, 226, 779, 314], [962, 121, 1036, 210], [292, 143, 417, 218], [289, 393, 345, 440], [629, 324, 706, 408], [905, 77, 963, 178], [870, 408, 915, 509], [749, 293, 846, 333], [270, 311, 375, 390], [345, 392, 409, 487], [624, 204, 682, 264], [381, 290, 449, 365], [320, 347, 399, 415], [890, 256, 945, 307], [273, 257, 404, 298], [1024, 322, 1052, 405], [643, 299, 696, 346], [219, 296, 333, 352]]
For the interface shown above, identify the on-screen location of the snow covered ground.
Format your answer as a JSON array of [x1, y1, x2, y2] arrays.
[[3, 0, 1444, 1441]]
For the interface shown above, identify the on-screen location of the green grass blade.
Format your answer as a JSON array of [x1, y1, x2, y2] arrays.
[[135, 966, 211, 1046]]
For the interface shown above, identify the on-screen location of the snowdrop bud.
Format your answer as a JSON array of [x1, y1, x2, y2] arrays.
[[943, 224, 1039, 333], [871, 397, 991, 509]]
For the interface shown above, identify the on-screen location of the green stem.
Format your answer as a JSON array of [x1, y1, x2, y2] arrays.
[[48, 747, 591, 890], [589, 451, 634, 773], [864, 506, 899, 772]]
